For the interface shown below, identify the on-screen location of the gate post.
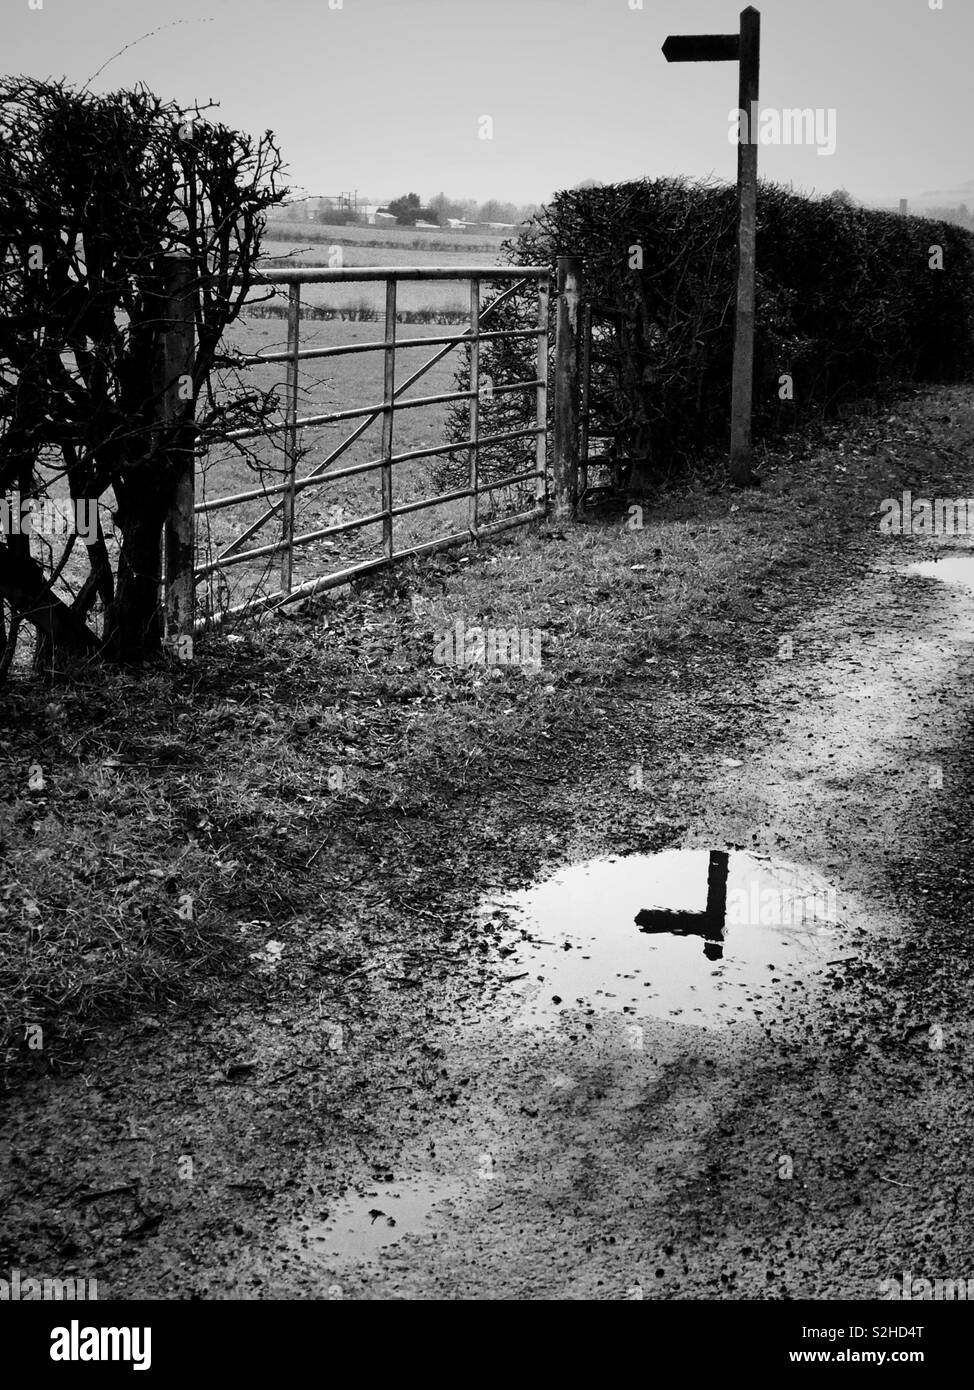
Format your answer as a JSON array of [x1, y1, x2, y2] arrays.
[[534, 273, 550, 507], [160, 252, 196, 651], [468, 276, 480, 534], [281, 281, 301, 592], [552, 255, 582, 520], [380, 276, 397, 559]]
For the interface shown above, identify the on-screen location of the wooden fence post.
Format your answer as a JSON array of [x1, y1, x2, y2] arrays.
[[553, 255, 582, 520], [160, 252, 196, 650]]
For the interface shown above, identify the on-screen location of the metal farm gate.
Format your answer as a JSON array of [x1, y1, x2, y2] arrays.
[[168, 262, 583, 637]]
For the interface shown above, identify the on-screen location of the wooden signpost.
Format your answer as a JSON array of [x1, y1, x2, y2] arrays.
[[663, 7, 761, 486]]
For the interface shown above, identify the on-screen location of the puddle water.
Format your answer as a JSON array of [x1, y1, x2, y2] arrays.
[[486, 851, 846, 1029], [907, 556, 974, 588], [290, 1175, 467, 1263]]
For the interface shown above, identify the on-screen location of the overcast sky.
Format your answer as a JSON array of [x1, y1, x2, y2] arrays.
[[5, 0, 971, 208]]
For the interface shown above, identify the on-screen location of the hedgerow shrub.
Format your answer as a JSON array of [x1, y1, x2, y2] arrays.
[[438, 177, 974, 495]]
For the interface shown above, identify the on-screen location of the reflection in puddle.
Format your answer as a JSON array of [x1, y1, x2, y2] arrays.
[[907, 556, 974, 588], [291, 1175, 466, 1263], [636, 849, 730, 961], [488, 851, 844, 1029]]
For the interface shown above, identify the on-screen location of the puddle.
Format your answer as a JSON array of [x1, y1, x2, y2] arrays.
[[486, 851, 848, 1029], [906, 556, 974, 588], [290, 1174, 467, 1264]]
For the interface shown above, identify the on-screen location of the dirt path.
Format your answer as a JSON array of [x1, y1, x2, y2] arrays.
[[275, 536, 974, 1300], [4, 387, 974, 1300]]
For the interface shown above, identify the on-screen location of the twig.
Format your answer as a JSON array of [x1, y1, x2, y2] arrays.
[[76, 1182, 139, 1206], [879, 1173, 913, 1189], [342, 962, 382, 981], [304, 837, 330, 869]]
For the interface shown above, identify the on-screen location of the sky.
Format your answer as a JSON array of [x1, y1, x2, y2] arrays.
[[4, 0, 972, 209]]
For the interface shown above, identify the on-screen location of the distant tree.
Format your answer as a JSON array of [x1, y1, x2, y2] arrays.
[[476, 199, 518, 225], [824, 188, 856, 207], [387, 190, 538, 229], [388, 192, 422, 225], [428, 192, 465, 225], [314, 207, 356, 225], [387, 192, 441, 225]]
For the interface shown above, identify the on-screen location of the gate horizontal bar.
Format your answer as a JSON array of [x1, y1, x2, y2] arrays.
[[253, 266, 550, 284], [225, 388, 475, 441], [390, 468, 541, 520], [219, 373, 545, 444], [240, 325, 545, 366], [197, 425, 543, 514], [195, 507, 547, 632], [195, 467, 544, 578]]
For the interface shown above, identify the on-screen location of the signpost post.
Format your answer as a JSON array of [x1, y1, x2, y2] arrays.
[[663, 7, 761, 486]]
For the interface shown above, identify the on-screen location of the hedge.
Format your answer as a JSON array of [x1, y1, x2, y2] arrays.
[[439, 177, 974, 494]]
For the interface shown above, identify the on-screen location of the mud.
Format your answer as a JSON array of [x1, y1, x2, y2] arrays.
[[4, 400, 974, 1299]]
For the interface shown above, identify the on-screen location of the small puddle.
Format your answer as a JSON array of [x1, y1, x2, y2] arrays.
[[486, 851, 847, 1029], [906, 555, 974, 588], [290, 1174, 467, 1264]]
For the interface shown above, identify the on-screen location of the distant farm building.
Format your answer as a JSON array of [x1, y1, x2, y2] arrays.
[[360, 206, 397, 225], [446, 218, 517, 232]]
